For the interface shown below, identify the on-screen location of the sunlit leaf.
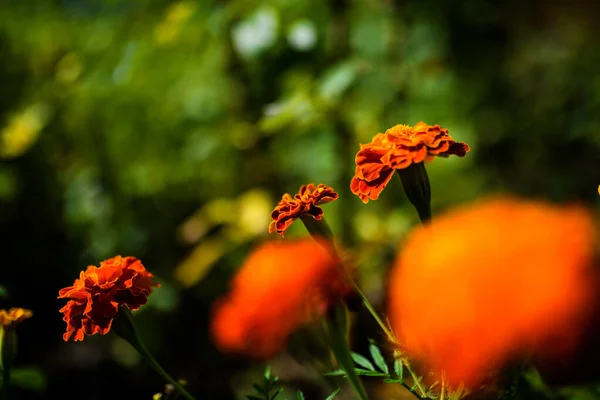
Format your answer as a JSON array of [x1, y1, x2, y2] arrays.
[[368, 342, 389, 374], [351, 352, 375, 371], [174, 237, 227, 288], [318, 62, 359, 102], [393, 353, 403, 381], [325, 388, 341, 400]]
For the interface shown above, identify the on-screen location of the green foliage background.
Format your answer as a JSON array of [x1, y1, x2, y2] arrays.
[[0, 1, 598, 399]]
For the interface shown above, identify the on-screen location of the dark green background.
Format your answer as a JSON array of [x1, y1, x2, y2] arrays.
[[0, 1, 598, 399]]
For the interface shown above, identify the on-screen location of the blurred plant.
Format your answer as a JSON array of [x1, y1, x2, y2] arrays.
[[152, 380, 189, 400], [246, 367, 283, 400], [0, 103, 50, 160], [174, 189, 273, 288], [246, 367, 340, 400], [0, 307, 33, 399], [388, 197, 596, 389], [210, 239, 352, 358], [325, 340, 445, 399]]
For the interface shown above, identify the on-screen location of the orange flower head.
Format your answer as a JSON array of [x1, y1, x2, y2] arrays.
[[58, 256, 160, 342], [0, 308, 32, 329], [388, 197, 597, 387], [269, 183, 338, 237], [211, 239, 352, 358], [351, 122, 469, 203]]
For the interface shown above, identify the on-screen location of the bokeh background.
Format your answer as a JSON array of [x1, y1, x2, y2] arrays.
[[1, 0, 599, 399]]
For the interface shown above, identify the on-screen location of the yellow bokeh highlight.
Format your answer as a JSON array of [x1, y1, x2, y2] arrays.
[[55, 53, 82, 84], [0, 103, 50, 159], [174, 189, 273, 288], [154, 1, 196, 45]]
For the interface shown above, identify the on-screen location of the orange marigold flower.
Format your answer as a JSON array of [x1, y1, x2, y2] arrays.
[[0, 308, 32, 328], [269, 183, 338, 237], [388, 197, 597, 387], [351, 122, 469, 203], [58, 256, 160, 342], [211, 239, 351, 358]]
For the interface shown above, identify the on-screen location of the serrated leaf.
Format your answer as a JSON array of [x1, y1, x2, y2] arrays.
[[368, 343, 389, 374], [394, 358, 403, 380], [296, 390, 305, 400], [351, 352, 375, 371], [325, 388, 341, 400]]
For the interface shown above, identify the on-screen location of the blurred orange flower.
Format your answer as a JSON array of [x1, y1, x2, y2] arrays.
[[388, 197, 597, 387], [351, 122, 469, 203], [58, 256, 160, 342], [269, 183, 338, 237], [211, 239, 351, 358], [0, 308, 32, 328]]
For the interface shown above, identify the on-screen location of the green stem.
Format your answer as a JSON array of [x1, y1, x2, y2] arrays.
[[135, 341, 195, 400], [1, 366, 9, 400], [302, 216, 428, 398], [325, 305, 369, 400], [114, 308, 197, 400], [344, 273, 427, 398]]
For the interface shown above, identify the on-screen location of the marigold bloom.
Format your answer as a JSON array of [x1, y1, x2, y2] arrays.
[[351, 122, 469, 203], [211, 239, 351, 358], [269, 183, 338, 237], [58, 256, 159, 342], [0, 308, 32, 328], [388, 197, 597, 387]]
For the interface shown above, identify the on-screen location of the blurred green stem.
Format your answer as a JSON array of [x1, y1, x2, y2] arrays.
[[113, 307, 197, 400], [302, 216, 427, 398], [353, 282, 426, 399], [325, 305, 369, 400], [1, 366, 9, 400], [0, 325, 15, 400]]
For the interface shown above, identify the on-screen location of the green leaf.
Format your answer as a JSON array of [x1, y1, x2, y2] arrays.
[[323, 370, 345, 377], [296, 390, 305, 400], [318, 62, 359, 102], [393, 351, 403, 380], [10, 367, 46, 392], [383, 378, 404, 384], [271, 387, 283, 400], [368, 342, 389, 374], [326, 305, 368, 400], [354, 370, 388, 377], [253, 383, 267, 395], [325, 388, 341, 400], [351, 352, 375, 371]]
